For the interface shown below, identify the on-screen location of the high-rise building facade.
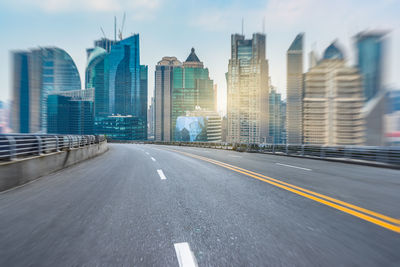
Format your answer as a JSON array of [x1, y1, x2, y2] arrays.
[[269, 86, 283, 144], [154, 57, 182, 141], [11, 47, 81, 133], [286, 33, 304, 144], [86, 34, 148, 140], [86, 47, 108, 117], [355, 31, 386, 102], [226, 33, 269, 144], [107, 35, 142, 116], [94, 115, 146, 141], [47, 89, 94, 135], [171, 49, 214, 140], [355, 31, 388, 146], [303, 42, 365, 146]]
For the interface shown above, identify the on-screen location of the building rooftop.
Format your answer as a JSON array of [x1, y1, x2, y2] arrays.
[[185, 48, 200, 62], [323, 42, 344, 60], [288, 33, 304, 51]]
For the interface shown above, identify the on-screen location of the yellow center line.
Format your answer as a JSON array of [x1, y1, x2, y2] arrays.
[[165, 147, 400, 233], [185, 152, 400, 226]]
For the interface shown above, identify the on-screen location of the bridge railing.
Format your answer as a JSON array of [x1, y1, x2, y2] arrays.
[[125, 140, 400, 166], [0, 134, 106, 161]]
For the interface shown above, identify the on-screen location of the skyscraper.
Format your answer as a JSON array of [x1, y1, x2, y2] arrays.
[[108, 35, 142, 116], [269, 85, 283, 144], [11, 47, 81, 133], [154, 56, 182, 141], [171, 48, 214, 140], [139, 65, 148, 139], [226, 33, 269, 144], [286, 33, 304, 144], [355, 31, 388, 146], [355, 31, 386, 102], [86, 34, 148, 140], [303, 42, 365, 146], [86, 47, 108, 117]]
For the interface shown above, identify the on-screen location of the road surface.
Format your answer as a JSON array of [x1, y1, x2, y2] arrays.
[[0, 143, 399, 266]]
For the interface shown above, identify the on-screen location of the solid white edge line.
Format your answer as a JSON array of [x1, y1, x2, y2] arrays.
[[174, 242, 198, 267], [157, 169, 167, 180], [151, 157, 156, 162], [275, 163, 312, 171]]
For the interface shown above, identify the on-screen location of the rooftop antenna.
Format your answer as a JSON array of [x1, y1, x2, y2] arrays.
[[262, 16, 265, 33], [118, 12, 126, 40], [114, 16, 117, 42], [241, 18, 244, 36]]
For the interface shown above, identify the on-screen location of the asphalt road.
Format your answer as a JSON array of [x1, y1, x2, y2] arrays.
[[0, 143, 399, 266]]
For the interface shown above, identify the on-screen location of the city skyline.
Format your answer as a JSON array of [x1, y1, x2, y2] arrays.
[[1, 0, 399, 115]]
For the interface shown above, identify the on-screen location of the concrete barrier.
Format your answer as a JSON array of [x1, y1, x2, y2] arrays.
[[0, 141, 108, 192]]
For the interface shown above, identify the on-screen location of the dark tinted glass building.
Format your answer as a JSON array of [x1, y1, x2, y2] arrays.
[[47, 89, 94, 135], [86, 47, 108, 117], [94, 115, 146, 141], [355, 31, 386, 102]]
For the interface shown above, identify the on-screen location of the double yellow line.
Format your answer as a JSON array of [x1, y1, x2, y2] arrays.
[[168, 148, 400, 233]]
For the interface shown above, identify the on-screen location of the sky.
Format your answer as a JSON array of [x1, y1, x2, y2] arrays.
[[0, 0, 399, 114]]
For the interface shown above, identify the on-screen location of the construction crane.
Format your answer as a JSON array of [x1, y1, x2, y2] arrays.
[[118, 12, 126, 40], [100, 27, 107, 39]]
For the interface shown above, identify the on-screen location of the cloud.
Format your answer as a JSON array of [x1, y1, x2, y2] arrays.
[[5, 0, 163, 15]]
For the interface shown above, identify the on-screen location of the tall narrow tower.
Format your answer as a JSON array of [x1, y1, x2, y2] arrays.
[[226, 33, 269, 144], [286, 33, 304, 144], [154, 56, 182, 141]]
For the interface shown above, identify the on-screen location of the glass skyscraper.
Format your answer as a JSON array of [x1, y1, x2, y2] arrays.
[[94, 115, 146, 141], [226, 33, 269, 144], [355, 31, 386, 102], [11, 47, 81, 133], [86, 47, 108, 117], [86, 34, 148, 140], [171, 48, 214, 140]]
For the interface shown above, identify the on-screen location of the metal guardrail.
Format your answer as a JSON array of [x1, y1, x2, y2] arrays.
[[0, 134, 106, 161], [123, 140, 400, 166]]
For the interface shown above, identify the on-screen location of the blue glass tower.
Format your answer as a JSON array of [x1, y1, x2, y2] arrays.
[[86, 47, 108, 117], [86, 34, 148, 140], [107, 35, 140, 116], [11, 47, 81, 133], [11, 52, 30, 133], [355, 31, 386, 102]]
